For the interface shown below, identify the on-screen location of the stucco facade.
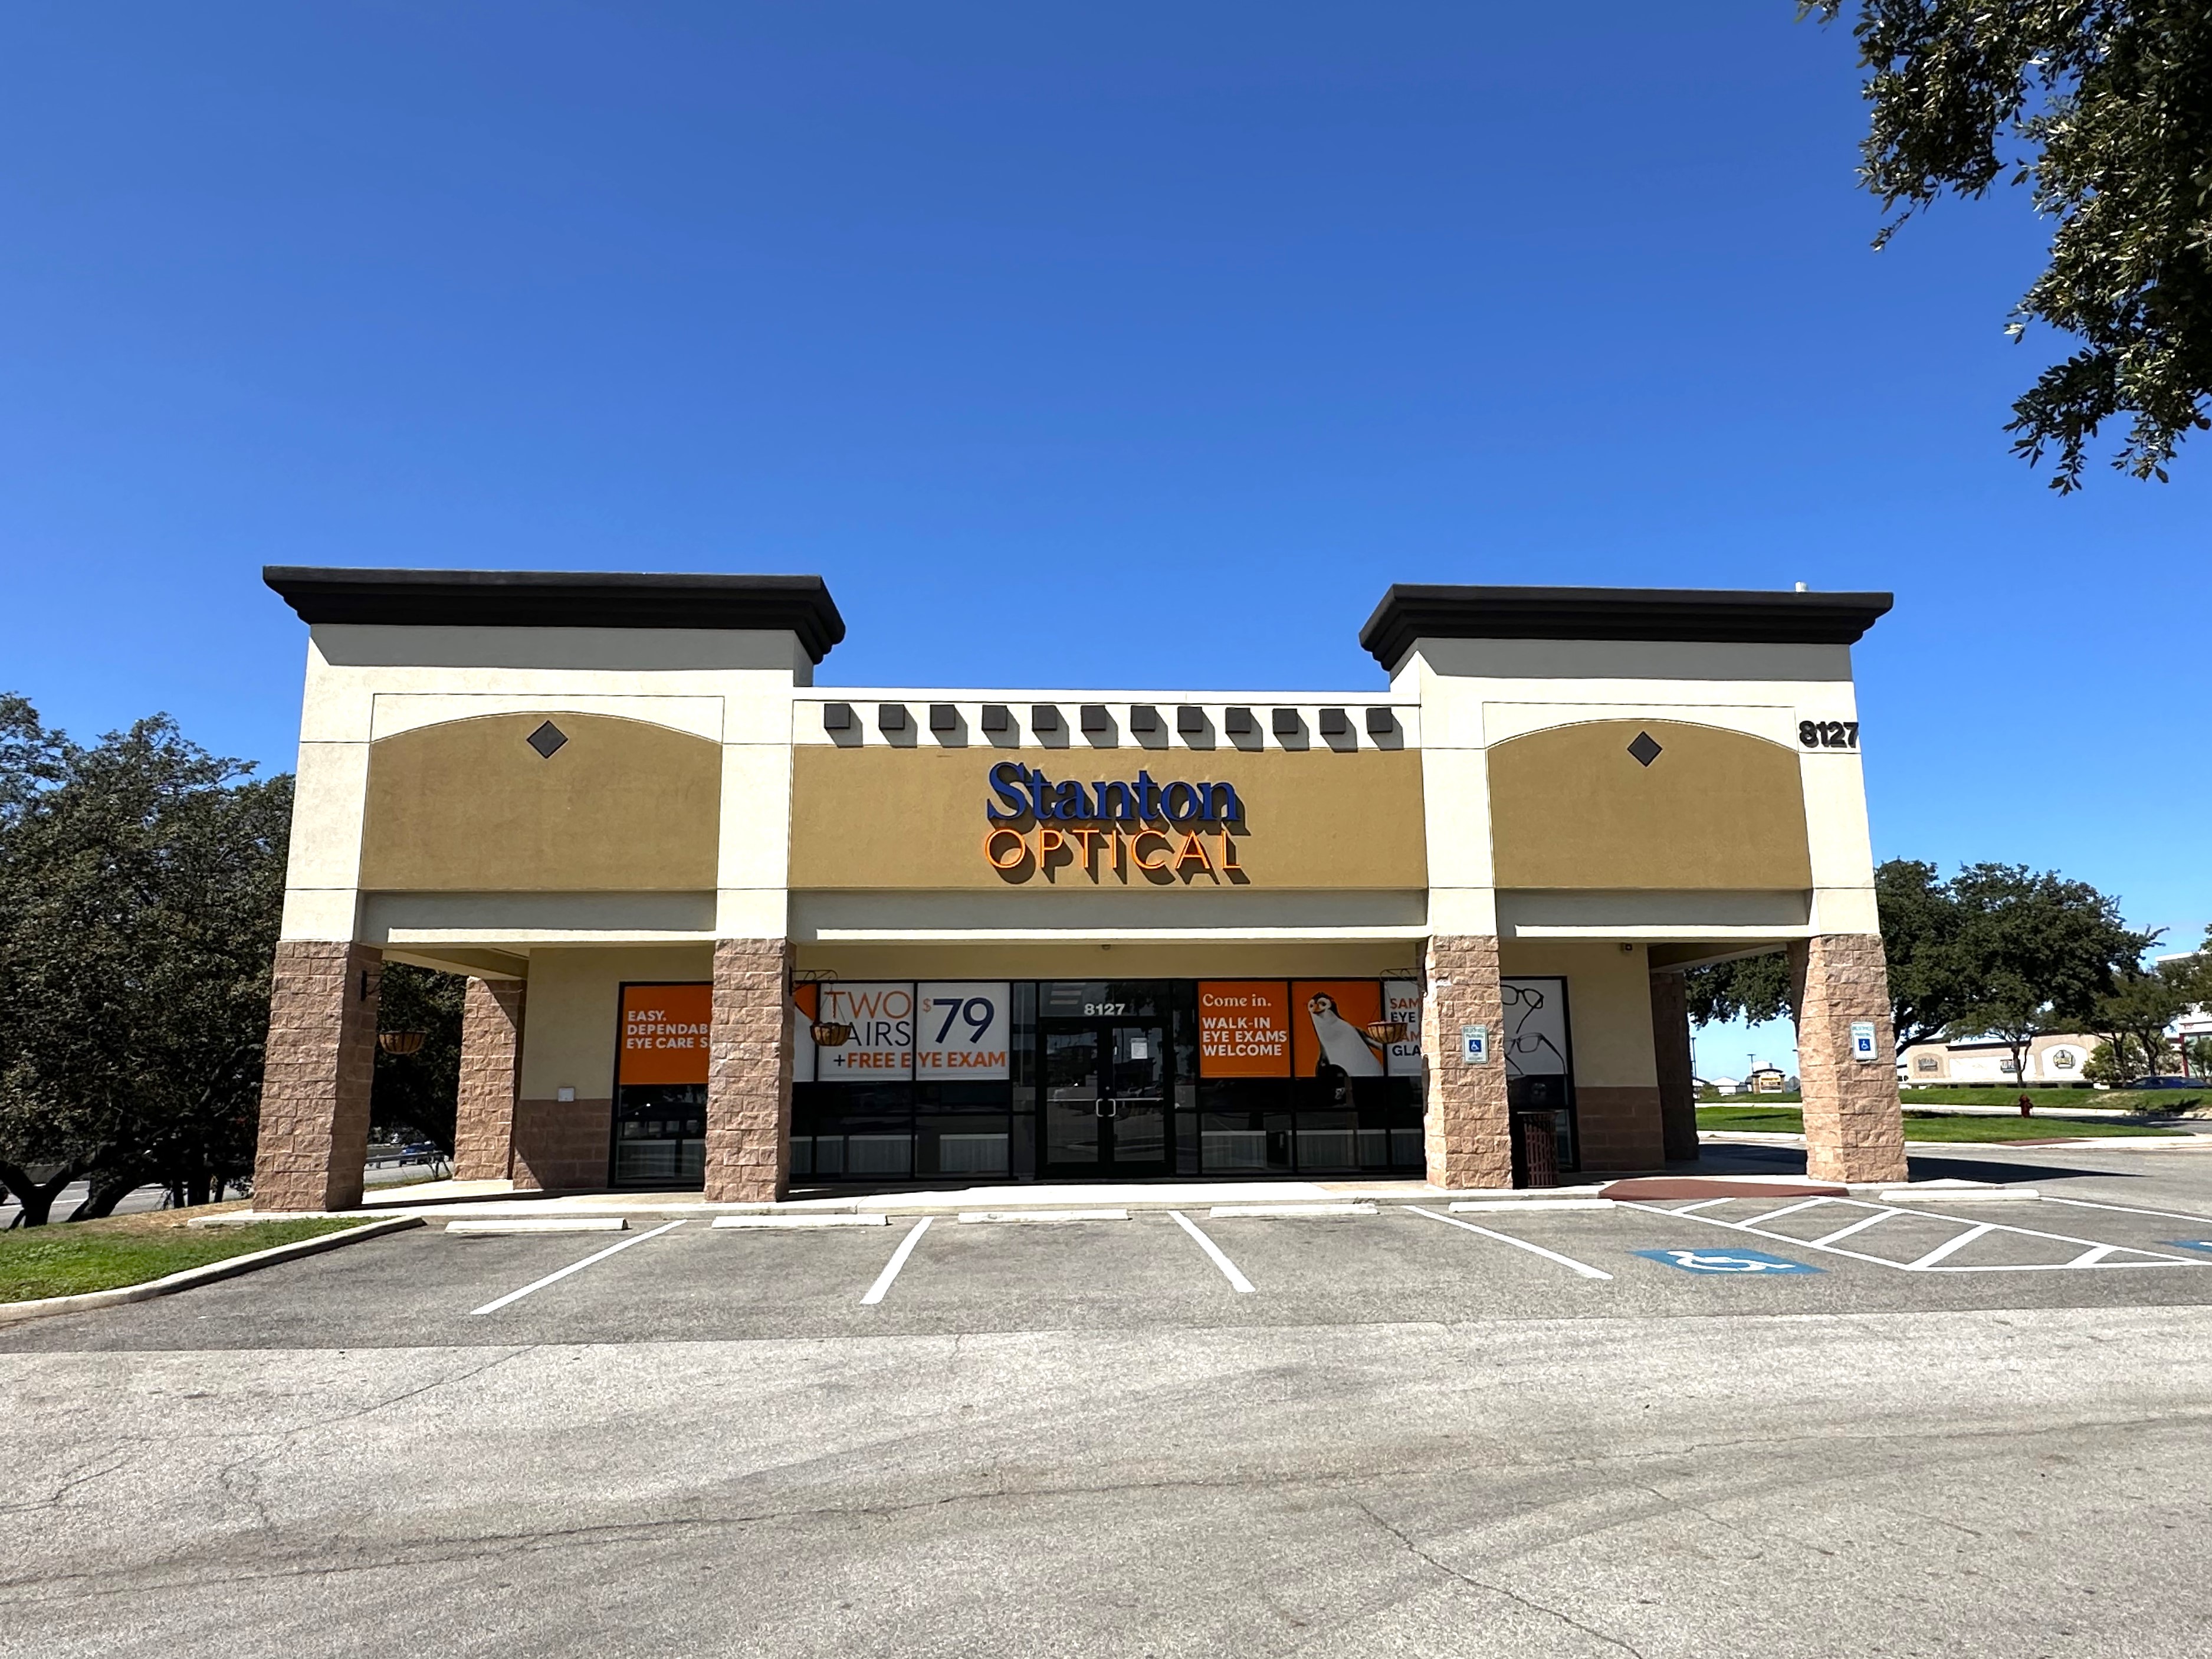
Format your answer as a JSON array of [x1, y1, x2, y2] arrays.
[[252, 570, 1911, 1205]]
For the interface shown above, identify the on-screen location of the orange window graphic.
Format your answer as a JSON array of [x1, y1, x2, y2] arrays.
[[618, 982, 712, 1086], [1291, 981, 1387, 1079], [1197, 981, 1292, 1078]]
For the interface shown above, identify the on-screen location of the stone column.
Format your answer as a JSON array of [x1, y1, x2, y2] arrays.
[[1421, 935, 1512, 1189], [1649, 970, 1699, 1163], [452, 976, 526, 1183], [1789, 934, 1909, 1183], [253, 940, 381, 1212], [704, 937, 793, 1204]]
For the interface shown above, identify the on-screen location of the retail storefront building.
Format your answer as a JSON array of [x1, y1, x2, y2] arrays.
[[251, 569, 1912, 1208]]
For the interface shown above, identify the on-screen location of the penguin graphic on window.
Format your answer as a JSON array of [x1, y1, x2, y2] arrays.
[[1305, 992, 1386, 1077]]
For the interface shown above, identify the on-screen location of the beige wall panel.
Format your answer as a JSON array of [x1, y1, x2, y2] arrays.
[[370, 692, 725, 743], [1499, 940, 1659, 1089], [1407, 637, 1856, 686], [517, 944, 716, 1101], [360, 713, 721, 892], [286, 740, 372, 892], [1420, 746, 1495, 891], [788, 746, 1425, 891], [718, 742, 796, 891], [1489, 719, 1811, 891], [795, 940, 1420, 982]]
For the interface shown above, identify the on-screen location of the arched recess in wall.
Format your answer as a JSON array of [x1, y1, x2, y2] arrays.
[[359, 712, 721, 891], [1486, 718, 1811, 890]]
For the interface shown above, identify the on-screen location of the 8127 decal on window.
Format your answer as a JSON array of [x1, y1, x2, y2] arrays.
[[1799, 720, 1859, 750]]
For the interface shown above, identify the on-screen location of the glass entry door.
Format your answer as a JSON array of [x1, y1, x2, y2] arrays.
[[1039, 1019, 1171, 1176]]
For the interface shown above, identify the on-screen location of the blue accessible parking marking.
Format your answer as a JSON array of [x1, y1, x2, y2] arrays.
[[1635, 1248, 1822, 1276], [2162, 1240, 2212, 1255]]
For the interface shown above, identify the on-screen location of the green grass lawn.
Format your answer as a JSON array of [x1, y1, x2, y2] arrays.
[[1901, 1086, 2204, 1110], [1695, 1106, 2187, 1141], [0, 1216, 369, 1304]]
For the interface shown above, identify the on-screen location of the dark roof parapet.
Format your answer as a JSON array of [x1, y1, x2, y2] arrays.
[[264, 567, 845, 663], [1358, 584, 1892, 671]]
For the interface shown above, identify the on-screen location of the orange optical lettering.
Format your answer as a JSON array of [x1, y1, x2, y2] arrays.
[[1130, 830, 1173, 871], [1173, 831, 1212, 874], [984, 827, 1029, 870]]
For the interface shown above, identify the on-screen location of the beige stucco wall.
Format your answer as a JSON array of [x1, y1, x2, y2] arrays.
[[516, 944, 716, 1101], [280, 624, 803, 945], [795, 940, 1420, 982], [1499, 939, 1660, 1090], [1401, 635, 1875, 945], [360, 713, 721, 891], [1487, 719, 1811, 891]]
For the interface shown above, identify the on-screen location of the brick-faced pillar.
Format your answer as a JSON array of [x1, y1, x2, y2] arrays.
[[1789, 933, 1909, 1183], [452, 976, 526, 1182], [704, 937, 793, 1204], [1421, 935, 1512, 1189], [1649, 971, 1699, 1163], [252, 940, 380, 1211]]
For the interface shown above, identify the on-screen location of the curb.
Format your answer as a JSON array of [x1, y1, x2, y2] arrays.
[[0, 1216, 422, 1326]]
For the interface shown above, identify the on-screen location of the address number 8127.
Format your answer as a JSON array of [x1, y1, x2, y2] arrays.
[[1799, 720, 1859, 750]]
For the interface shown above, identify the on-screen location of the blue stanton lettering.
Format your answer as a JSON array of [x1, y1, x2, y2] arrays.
[[984, 760, 1243, 825]]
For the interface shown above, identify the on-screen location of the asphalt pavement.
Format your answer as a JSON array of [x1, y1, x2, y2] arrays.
[[5, 1140, 2212, 1656]]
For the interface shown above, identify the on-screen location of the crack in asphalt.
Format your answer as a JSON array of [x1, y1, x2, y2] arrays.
[[1353, 1500, 1652, 1659]]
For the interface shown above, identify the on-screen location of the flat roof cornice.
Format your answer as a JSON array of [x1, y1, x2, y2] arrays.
[[263, 566, 846, 663], [1358, 584, 1893, 670]]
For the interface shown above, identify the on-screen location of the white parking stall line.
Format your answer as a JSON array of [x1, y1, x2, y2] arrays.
[[860, 1217, 933, 1306], [1905, 1222, 1996, 1270], [1810, 1208, 1905, 1247], [1169, 1211, 1256, 1294], [2036, 1195, 2212, 1228], [468, 1220, 687, 1316], [1744, 1197, 1840, 1224], [1662, 1198, 1736, 1216], [2070, 1244, 2121, 1267], [1406, 1206, 1613, 1280]]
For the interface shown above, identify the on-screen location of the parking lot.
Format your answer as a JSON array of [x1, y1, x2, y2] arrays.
[[8, 1147, 2212, 1658], [13, 1168, 2212, 1355]]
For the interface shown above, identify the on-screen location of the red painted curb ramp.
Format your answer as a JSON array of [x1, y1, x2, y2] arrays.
[[1600, 1178, 1848, 1201]]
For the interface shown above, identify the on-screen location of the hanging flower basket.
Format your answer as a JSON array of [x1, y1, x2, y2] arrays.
[[810, 1021, 854, 1047], [1364, 1020, 1409, 1046], [378, 1031, 428, 1057]]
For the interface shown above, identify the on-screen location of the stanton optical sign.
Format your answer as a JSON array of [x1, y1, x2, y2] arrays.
[[982, 761, 1245, 883]]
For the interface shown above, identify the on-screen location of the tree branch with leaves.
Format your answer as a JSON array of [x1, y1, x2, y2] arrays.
[[1805, 0, 2212, 488]]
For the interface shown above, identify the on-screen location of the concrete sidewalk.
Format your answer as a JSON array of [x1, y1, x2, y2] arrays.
[[221, 1169, 2026, 1224]]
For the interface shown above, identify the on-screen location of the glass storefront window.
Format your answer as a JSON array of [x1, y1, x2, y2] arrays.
[[786, 979, 1434, 1185], [611, 1084, 705, 1186]]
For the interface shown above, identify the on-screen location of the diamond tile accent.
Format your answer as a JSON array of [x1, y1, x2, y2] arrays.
[[526, 720, 569, 759], [1626, 730, 1663, 768]]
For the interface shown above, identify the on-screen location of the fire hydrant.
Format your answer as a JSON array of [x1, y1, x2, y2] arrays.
[[2019, 1093, 2034, 1119]]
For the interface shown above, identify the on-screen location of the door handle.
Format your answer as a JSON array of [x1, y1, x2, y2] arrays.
[[1095, 1100, 1119, 1119]]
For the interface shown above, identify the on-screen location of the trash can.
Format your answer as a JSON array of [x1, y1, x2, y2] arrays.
[[1511, 1108, 1560, 1189]]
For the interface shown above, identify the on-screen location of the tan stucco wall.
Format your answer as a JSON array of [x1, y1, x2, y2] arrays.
[[516, 944, 716, 1101], [1499, 939, 1660, 1090], [794, 940, 1420, 982], [788, 746, 1425, 891], [1488, 719, 1811, 892], [360, 713, 723, 892]]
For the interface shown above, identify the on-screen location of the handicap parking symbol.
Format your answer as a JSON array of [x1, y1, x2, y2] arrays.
[[2162, 1240, 2212, 1255], [1635, 1248, 1821, 1276]]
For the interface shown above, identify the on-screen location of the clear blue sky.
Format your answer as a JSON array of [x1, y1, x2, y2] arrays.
[[2, 4, 2203, 1073]]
